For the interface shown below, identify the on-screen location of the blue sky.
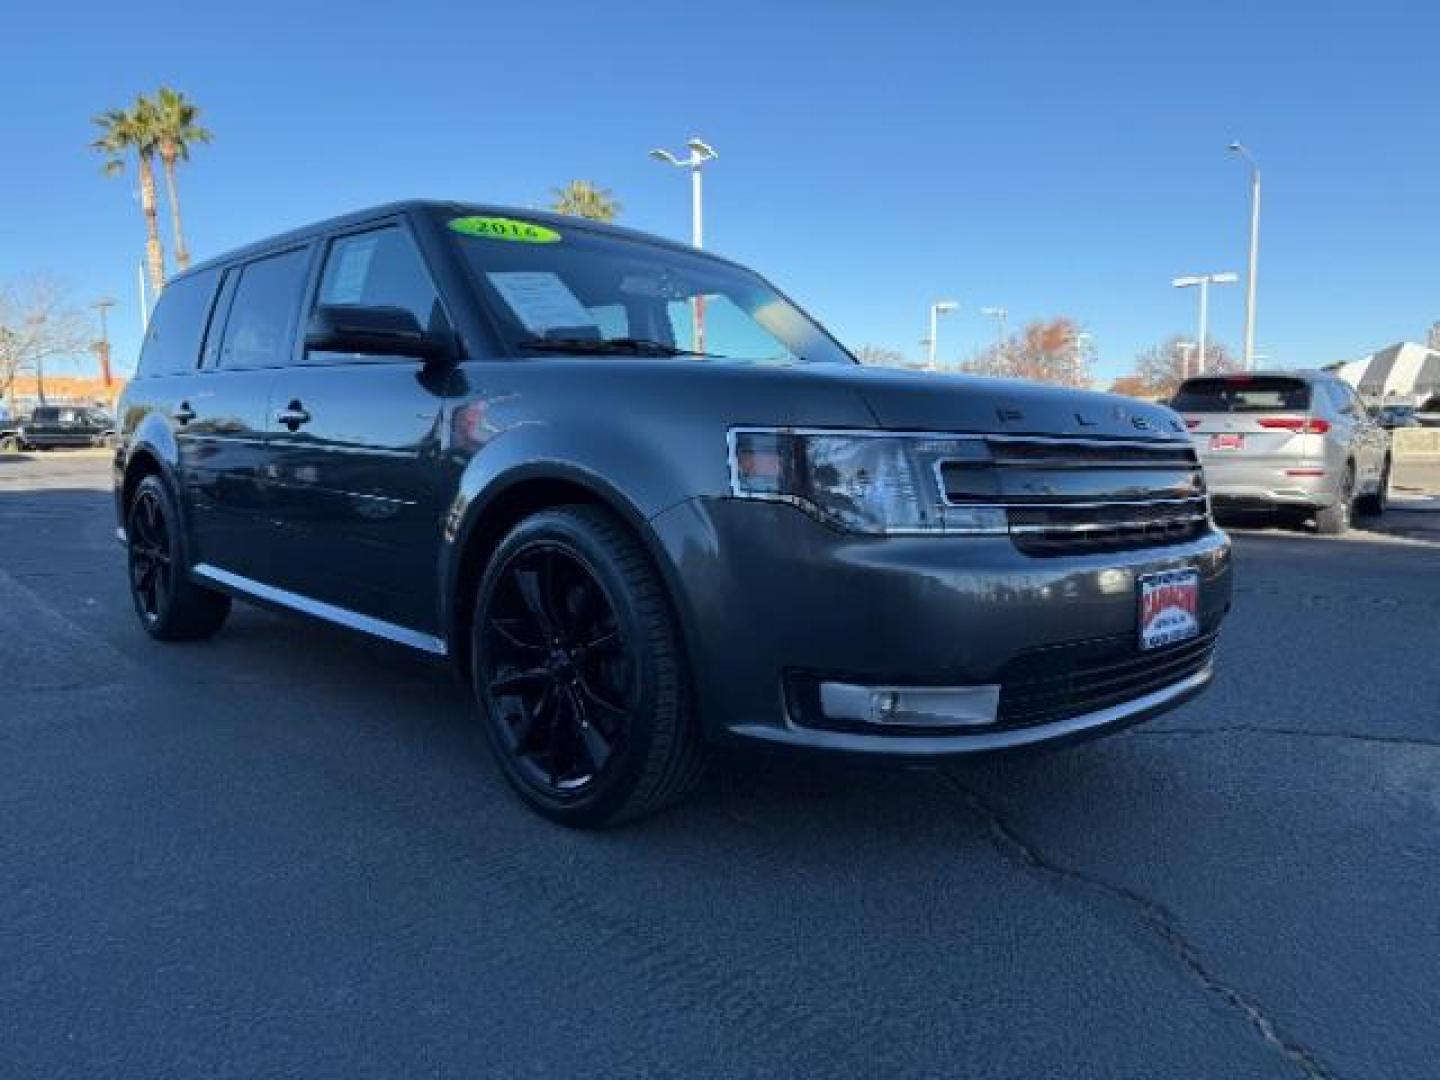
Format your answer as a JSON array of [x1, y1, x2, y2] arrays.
[[2, 0, 1437, 385]]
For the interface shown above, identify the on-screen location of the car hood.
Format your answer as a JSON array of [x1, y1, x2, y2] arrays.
[[792, 363, 1189, 441]]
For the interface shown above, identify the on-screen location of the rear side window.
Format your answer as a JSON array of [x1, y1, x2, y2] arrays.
[[316, 226, 447, 335], [136, 268, 221, 377], [1332, 382, 1364, 416], [31, 407, 58, 422], [1171, 376, 1312, 412], [219, 248, 310, 369]]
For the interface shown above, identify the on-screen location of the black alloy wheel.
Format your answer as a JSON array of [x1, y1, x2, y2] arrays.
[[483, 543, 633, 793], [472, 506, 706, 827], [128, 485, 173, 628], [124, 475, 230, 641]]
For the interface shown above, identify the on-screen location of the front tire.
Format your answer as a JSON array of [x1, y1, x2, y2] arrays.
[[126, 475, 231, 641], [471, 506, 706, 828], [1357, 457, 1390, 517]]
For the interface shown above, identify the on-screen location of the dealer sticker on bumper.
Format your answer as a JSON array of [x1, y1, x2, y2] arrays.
[[1138, 568, 1201, 651]]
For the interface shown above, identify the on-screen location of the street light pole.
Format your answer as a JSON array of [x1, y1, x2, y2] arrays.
[[1175, 340, 1197, 380], [928, 300, 959, 369], [1229, 142, 1261, 371], [980, 306, 1008, 354], [651, 137, 718, 353], [1173, 272, 1238, 374], [92, 298, 116, 392], [649, 137, 718, 250]]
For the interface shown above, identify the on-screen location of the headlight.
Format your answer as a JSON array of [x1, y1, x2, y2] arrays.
[[727, 428, 1006, 535]]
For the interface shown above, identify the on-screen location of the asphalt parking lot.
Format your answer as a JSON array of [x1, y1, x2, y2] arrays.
[[2, 451, 1438, 1079]]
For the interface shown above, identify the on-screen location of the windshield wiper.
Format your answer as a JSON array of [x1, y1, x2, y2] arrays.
[[517, 336, 729, 359]]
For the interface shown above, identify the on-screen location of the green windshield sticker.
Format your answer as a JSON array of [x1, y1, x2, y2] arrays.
[[447, 216, 561, 243]]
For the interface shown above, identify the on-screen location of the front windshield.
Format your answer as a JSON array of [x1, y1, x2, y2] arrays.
[[440, 212, 854, 365]]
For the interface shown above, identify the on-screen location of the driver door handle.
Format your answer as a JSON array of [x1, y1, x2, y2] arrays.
[[275, 401, 312, 430], [173, 401, 196, 425]]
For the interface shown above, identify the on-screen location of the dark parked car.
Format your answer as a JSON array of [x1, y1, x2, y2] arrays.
[[1, 405, 114, 451], [1376, 404, 1419, 430], [114, 201, 1232, 826]]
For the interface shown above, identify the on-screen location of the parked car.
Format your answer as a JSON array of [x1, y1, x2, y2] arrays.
[[1376, 404, 1420, 429], [114, 200, 1232, 826], [1416, 395, 1440, 428], [0, 405, 114, 451], [1172, 371, 1391, 534]]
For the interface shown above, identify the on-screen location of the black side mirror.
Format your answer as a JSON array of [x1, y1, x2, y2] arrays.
[[305, 304, 452, 361]]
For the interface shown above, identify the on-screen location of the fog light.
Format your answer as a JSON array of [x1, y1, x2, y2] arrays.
[[818, 682, 999, 728]]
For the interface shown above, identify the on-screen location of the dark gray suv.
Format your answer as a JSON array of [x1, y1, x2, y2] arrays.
[[114, 201, 1232, 826]]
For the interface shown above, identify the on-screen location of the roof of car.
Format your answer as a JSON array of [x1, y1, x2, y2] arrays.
[[179, 198, 742, 282], [1183, 369, 1334, 382]]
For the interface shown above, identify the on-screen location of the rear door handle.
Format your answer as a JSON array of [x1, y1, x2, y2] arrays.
[[275, 401, 312, 431], [173, 402, 196, 425]]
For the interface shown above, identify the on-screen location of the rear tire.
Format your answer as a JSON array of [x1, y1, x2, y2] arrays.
[[471, 505, 707, 828], [1314, 464, 1355, 536], [1356, 457, 1390, 517], [126, 475, 231, 641]]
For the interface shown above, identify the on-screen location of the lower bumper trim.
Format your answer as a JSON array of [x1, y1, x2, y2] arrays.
[[726, 663, 1213, 758]]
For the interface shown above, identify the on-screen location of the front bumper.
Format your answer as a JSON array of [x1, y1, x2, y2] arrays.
[[649, 498, 1231, 759]]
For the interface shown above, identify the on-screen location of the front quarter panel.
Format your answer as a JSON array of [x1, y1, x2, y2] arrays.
[[114, 377, 184, 526], [435, 357, 877, 646]]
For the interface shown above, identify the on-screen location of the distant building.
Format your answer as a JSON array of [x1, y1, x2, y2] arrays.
[[5, 374, 125, 413], [1336, 342, 1440, 405]]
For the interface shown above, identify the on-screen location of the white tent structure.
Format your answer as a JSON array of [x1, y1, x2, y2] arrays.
[[1337, 342, 1440, 406]]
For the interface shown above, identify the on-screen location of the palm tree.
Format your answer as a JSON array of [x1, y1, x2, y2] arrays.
[[92, 99, 166, 297], [550, 180, 621, 222], [151, 87, 212, 272]]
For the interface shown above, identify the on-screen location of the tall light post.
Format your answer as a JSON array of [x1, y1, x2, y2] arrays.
[[91, 298, 116, 393], [649, 137, 718, 249], [1175, 340, 1197, 380], [979, 306, 1009, 354], [927, 300, 959, 369], [1172, 272, 1237, 375], [1229, 141, 1261, 371], [651, 137, 718, 353]]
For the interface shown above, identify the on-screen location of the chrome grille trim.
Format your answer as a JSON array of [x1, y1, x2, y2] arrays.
[[1008, 513, 1209, 535], [936, 436, 1212, 555]]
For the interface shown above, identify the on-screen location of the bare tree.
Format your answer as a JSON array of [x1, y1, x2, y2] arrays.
[[960, 317, 1090, 387], [1132, 334, 1240, 397], [853, 343, 906, 367], [0, 276, 93, 404]]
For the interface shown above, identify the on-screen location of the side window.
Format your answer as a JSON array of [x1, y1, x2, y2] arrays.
[[136, 267, 221, 377], [315, 226, 447, 337], [1346, 385, 1370, 418], [1327, 382, 1358, 416], [220, 248, 311, 369]]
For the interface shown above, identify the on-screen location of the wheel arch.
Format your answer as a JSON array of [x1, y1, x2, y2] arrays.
[[118, 432, 193, 565], [442, 465, 696, 686]]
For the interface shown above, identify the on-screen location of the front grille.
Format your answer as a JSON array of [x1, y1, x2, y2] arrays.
[[987, 439, 1198, 468], [1008, 500, 1209, 554], [996, 629, 1218, 729], [939, 436, 1210, 556]]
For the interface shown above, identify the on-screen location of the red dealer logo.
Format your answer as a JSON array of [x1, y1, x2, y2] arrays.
[[1142, 580, 1198, 625]]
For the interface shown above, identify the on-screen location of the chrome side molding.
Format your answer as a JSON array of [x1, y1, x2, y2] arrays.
[[190, 563, 448, 656]]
